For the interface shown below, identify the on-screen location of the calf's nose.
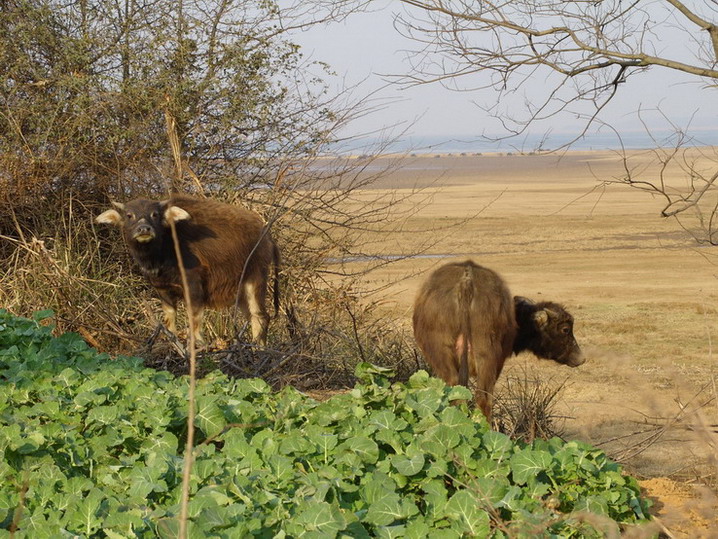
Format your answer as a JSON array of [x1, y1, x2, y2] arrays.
[[132, 223, 155, 241], [567, 346, 586, 367]]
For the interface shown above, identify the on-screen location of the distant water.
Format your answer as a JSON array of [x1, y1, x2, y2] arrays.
[[332, 128, 718, 155]]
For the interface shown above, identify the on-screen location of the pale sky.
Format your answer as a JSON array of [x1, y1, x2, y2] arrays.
[[287, 3, 716, 146]]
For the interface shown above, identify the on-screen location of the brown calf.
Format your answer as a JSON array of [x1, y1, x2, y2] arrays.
[[96, 195, 279, 345], [413, 260, 584, 419]]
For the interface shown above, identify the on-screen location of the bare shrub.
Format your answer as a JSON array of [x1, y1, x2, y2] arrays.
[[0, 200, 147, 352], [492, 366, 570, 442]]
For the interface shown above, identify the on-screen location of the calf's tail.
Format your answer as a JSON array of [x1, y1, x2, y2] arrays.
[[457, 266, 474, 388]]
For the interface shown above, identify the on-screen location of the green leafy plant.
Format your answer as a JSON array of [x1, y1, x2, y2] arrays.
[[0, 310, 651, 537]]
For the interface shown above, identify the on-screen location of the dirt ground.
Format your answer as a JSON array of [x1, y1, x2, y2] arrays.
[[335, 150, 718, 537]]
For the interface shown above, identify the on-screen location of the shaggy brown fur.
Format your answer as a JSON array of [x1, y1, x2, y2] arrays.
[[413, 260, 583, 420], [96, 194, 279, 345]]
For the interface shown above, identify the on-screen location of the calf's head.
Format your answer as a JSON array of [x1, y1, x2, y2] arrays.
[[514, 297, 585, 367], [95, 199, 191, 244]]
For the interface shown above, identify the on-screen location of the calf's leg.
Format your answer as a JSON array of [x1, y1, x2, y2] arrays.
[[157, 289, 178, 336], [417, 330, 460, 387], [161, 302, 177, 335], [244, 280, 269, 345], [189, 305, 205, 344]]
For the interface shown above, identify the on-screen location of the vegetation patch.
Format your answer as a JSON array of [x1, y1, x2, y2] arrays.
[[0, 310, 651, 537]]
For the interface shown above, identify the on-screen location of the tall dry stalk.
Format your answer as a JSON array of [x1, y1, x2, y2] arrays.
[[165, 108, 197, 538]]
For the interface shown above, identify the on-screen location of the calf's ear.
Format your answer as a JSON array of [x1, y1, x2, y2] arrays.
[[533, 310, 549, 328], [163, 205, 191, 224], [95, 208, 122, 225]]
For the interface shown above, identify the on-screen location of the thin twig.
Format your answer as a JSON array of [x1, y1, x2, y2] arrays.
[[165, 106, 198, 539]]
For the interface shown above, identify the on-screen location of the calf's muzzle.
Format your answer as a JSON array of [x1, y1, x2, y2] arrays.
[[132, 221, 155, 243]]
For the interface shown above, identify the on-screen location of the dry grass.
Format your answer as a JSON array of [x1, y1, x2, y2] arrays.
[[139, 302, 421, 392], [0, 218, 149, 353]]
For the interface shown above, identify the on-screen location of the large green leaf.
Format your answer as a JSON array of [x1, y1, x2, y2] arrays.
[[420, 424, 461, 457], [482, 430, 514, 459], [364, 492, 404, 526], [63, 488, 105, 536], [304, 425, 338, 461], [279, 430, 314, 456], [446, 491, 490, 537], [391, 446, 425, 477], [405, 388, 443, 418], [286, 501, 347, 538], [510, 449, 553, 485], [338, 436, 379, 465], [195, 395, 227, 439], [86, 405, 120, 426]]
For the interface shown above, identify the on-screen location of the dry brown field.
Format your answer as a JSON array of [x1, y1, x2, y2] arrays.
[[336, 150, 718, 537]]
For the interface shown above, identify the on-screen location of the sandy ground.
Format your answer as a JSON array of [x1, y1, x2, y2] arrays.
[[332, 150, 718, 537]]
